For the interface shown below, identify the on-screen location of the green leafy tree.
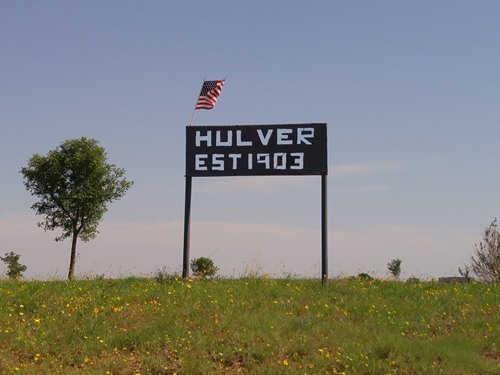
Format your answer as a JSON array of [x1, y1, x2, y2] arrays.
[[190, 257, 218, 278], [464, 219, 500, 283], [20, 137, 133, 280], [387, 258, 402, 279], [1, 252, 27, 280]]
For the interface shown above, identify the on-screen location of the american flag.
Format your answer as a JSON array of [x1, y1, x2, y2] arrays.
[[195, 80, 225, 110]]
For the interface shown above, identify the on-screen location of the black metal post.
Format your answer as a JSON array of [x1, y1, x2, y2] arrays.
[[182, 176, 192, 278], [321, 174, 328, 284]]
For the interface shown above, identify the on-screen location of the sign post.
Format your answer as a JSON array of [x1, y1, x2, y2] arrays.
[[182, 123, 328, 281], [321, 174, 328, 284], [182, 176, 192, 278]]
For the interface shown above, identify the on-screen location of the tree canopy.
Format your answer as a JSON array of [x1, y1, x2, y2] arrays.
[[21, 137, 133, 280]]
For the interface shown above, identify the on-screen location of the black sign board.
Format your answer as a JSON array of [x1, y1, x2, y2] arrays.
[[182, 122, 329, 283], [186, 123, 327, 177]]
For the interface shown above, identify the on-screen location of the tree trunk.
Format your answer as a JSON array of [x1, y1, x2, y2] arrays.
[[68, 232, 78, 280]]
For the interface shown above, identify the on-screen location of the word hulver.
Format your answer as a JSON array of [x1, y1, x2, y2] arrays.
[[195, 128, 315, 147]]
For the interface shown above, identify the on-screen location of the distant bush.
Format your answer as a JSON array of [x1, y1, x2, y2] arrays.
[[387, 258, 402, 279], [1, 252, 27, 280], [463, 219, 500, 283], [406, 277, 420, 284], [190, 257, 218, 279], [357, 272, 373, 281], [153, 267, 180, 283]]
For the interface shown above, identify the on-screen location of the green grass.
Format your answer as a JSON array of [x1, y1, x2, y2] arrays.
[[0, 276, 498, 374]]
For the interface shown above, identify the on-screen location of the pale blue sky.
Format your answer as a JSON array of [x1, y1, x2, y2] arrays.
[[1, 1, 500, 279]]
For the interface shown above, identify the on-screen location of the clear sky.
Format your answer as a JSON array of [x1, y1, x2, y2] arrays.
[[1, 1, 500, 279]]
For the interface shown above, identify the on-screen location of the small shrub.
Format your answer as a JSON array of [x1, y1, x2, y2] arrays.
[[357, 272, 373, 281], [387, 258, 402, 279], [190, 257, 218, 279], [153, 267, 179, 283], [1, 252, 27, 280]]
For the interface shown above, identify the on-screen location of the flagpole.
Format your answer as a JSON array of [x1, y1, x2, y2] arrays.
[[188, 108, 196, 127], [189, 79, 205, 126]]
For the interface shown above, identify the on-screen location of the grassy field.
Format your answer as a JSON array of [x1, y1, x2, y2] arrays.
[[0, 276, 498, 374]]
